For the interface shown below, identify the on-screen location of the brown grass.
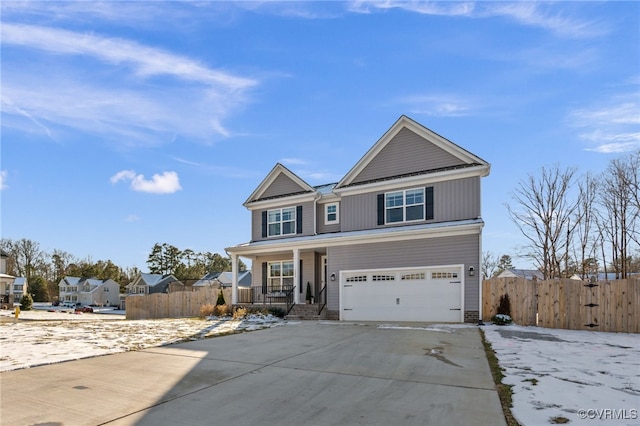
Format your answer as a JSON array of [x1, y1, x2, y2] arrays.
[[479, 329, 521, 426]]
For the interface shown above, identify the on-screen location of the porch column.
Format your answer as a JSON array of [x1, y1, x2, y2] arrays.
[[231, 253, 238, 305], [293, 248, 300, 304]]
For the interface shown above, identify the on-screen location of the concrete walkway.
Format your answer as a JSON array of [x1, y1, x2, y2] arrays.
[[1, 322, 506, 426]]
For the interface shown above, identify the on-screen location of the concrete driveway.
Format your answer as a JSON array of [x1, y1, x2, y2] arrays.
[[1, 321, 506, 426]]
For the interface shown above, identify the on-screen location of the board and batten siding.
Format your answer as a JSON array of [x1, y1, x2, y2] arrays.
[[326, 233, 480, 313], [341, 177, 481, 232], [350, 127, 464, 185], [251, 200, 315, 241], [259, 173, 309, 199]]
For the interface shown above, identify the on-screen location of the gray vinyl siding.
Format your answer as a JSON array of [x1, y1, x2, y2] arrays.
[[434, 177, 480, 221], [316, 202, 341, 234], [351, 127, 464, 185], [251, 200, 315, 242], [341, 177, 481, 232], [260, 173, 309, 199], [326, 234, 480, 312], [341, 192, 378, 232]]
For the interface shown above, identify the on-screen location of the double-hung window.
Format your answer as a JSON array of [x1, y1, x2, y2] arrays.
[[268, 207, 296, 237], [325, 203, 339, 224], [268, 260, 294, 291], [385, 188, 425, 223]]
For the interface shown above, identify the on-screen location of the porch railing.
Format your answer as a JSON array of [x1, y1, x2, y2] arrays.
[[318, 284, 327, 315], [237, 285, 295, 307]]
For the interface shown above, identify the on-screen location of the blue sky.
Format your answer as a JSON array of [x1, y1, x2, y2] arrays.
[[1, 1, 639, 271]]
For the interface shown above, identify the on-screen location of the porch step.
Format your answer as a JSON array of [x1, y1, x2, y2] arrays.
[[286, 303, 328, 320]]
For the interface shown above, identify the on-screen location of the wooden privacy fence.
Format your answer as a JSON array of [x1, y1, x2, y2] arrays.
[[126, 287, 232, 320], [483, 277, 639, 333]]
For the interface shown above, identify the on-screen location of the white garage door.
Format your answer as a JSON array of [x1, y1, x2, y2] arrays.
[[340, 266, 463, 322]]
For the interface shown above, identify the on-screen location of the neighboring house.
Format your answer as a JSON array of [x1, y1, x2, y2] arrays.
[[192, 271, 252, 289], [217, 271, 252, 288], [58, 277, 120, 307], [1, 249, 28, 306], [192, 272, 222, 288], [497, 269, 588, 281], [497, 269, 544, 280], [226, 115, 490, 323], [127, 273, 182, 295]]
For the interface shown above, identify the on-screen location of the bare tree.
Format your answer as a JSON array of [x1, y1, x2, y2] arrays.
[[597, 154, 640, 278], [1, 238, 46, 282], [506, 165, 579, 279], [482, 251, 499, 279], [573, 172, 600, 279]]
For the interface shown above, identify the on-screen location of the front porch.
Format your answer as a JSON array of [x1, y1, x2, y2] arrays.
[[235, 284, 328, 319], [228, 243, 331, 318]]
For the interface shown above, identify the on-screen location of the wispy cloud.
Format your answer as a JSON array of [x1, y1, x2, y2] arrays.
[[349, 1, 606, 38], [569, 96, 640, 153], [125, 214, 141, 223], [110, 170, 182, 194], [484, 2, 607, 39], [0, 170, 7, 190], [280, 158, 308, 166], [2, 24, 255, 90], [1, 23, 258, 145], [349, 1, 474, 17], [395, 93, 474, 117]]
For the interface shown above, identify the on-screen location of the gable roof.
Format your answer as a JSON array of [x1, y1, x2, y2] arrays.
[[193, 271, 222, 287], [335, 115, 489, 189], [217, 271, 252, 287], [244, 163, 316, 206], [497, 269, 544, 280], [61, 277, 82, 286]]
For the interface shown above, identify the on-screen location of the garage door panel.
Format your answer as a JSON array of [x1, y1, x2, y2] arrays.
[[341, 267, 463, 322]]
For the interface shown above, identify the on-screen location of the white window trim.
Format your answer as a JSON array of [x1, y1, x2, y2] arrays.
[[385, 187, 425, 224], [324, 203, 339, 225], [267, 260, 294, 291], [267, 207, 297, 237]]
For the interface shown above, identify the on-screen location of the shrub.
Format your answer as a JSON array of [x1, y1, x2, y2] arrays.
[[233, 306, 248, 319], [19, 294, 33, 311], [306, 282, 312, 302], [491, 314, 513, 326], [213, 304, 232, 317], [267, 306, 285, 318], [216, 290, 226, 306], [497, 294, 511, 317], [199, 304, 215, 318]]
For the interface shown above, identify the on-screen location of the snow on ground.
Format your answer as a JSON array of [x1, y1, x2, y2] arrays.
[[482, 324, 640, 425], [1, 307, 638, 425], [0, 306, 285, 372]]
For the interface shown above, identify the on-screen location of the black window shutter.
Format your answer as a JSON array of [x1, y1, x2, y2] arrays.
[[261, 211, 268, 238], [377, 194, 385, 225], [296, 205, 303, 234], [262, 262, 267, 294], [299, 259, 303, 294], [425, 187, 434, 220]]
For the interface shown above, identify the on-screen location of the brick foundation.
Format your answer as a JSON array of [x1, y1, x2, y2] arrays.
[[464, 311, 479, 323], [326, 310, 340, 320]]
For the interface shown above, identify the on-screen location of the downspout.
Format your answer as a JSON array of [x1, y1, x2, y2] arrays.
[[313, 192, 321, 235]]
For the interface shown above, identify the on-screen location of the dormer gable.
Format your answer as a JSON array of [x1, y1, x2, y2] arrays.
[[244, 163, 316, 209], [335, 115, 489, 191]]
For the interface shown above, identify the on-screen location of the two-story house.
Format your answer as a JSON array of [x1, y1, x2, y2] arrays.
[[58, 277, 120, 307], [1, 249, 28, 306], [226, 116, 490, 323], [127, 273, 182, 295]]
